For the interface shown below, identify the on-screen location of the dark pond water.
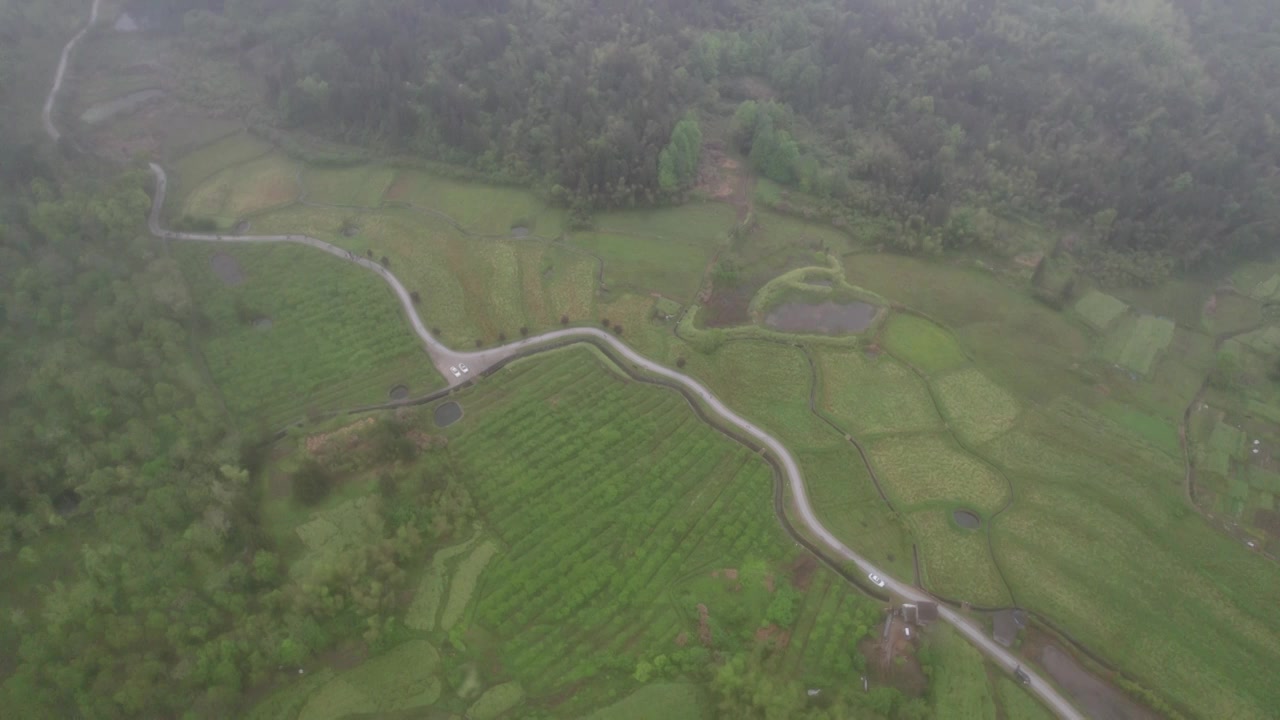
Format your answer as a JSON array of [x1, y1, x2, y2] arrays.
[[388, 385, 409, 400], [953, 509, 982, 529], [764, 300, 878, 334], [434, 401, 463, 427]]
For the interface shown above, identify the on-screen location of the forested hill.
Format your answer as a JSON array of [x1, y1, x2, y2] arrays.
[[156, 0, 1278, 275]]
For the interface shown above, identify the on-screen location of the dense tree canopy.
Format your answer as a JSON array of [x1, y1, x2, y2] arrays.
[[150, 0, 1280, 277]]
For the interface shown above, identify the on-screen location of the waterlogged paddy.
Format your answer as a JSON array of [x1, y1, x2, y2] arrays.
[[765, 300, 879, 334], [953, 509, 981, 529]]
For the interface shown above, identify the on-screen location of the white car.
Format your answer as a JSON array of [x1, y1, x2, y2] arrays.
[[868, 572, 886, 588], [449, 366, 461, 378], [459, 363, 469, 374]]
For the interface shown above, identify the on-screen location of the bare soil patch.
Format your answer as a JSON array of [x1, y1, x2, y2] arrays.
[[306, 417, 376, 454], [1022, 627, 1160, 720], [764, 300, 880, 334], [210, 252, 246, 286], [702, 284, 753, 327], [789, 554, 819, 590]]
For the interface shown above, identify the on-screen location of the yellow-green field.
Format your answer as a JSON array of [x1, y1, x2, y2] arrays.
[[933, 368, 1021, 444], [867, 433, 1010, 514], [909, 509, 1011, 607], [814, 347, 942, 436], [183, 152, 300, 222]]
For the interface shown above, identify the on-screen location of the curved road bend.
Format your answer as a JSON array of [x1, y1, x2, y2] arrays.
[[148, 165, 1085, 720], [46, 5, 1080, 714], [42, 0, 101, 142]]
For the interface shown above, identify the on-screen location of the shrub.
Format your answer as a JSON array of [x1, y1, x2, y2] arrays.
[[366, 249, 373, 258], [676, 357, 687, 368], [601, 318, 611, 327], [613, 325, 623, 336], [520, 326, 528, 337], [560, 315, 569, 325], [410, 291, 421, 304], [380, 255, 390, 267], [498, 332, 507, 342], [292, 460, 334, 506], [475, 339, 483, 348]]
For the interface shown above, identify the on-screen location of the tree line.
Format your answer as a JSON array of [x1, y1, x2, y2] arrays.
[[147, 0, 1280, 281]]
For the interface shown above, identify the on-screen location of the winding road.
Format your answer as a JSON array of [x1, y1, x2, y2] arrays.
[[53, 4, 1084, 718]]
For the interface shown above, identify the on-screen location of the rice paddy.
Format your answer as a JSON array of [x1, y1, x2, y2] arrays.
[[814, 347, 943, 436], [300, 163, 396, 207], [183, 153, 300, 222], [933, 368, 1020, 444], [385, 169, 566, 237], [909, 509, 1011, 608], [867, 434, 1010, 514], [1100, 314, 1177, 376], [881, 313, 970, 374], [1073, 289, 1129, 331]]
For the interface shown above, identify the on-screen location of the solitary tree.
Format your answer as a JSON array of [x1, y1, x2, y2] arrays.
[[366, 249, 374, 258], [475, 339, 483, 348], [498, 332, 507, 342], [410, 291, 421, 303], [432, 327, 441, 335], [601, 318, 611, 328], [676, 357, 687, 368], [380, 255, 390, 267], [613, 324, 624, 336], [520, 326, 529, 337], [560, 315, 569, 325]]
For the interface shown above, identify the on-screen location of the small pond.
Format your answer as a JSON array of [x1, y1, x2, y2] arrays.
[[253, 317, 273, 330], [510, 226, 531, 238], [953, 509, 982, 529], [764, 300, 879, 334], [434, 401, 464, 427], [388, 385, 410, 401]]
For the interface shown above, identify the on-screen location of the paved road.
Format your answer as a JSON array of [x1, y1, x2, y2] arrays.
[[50, 6, 1082, 716], [42, 0, 101, 142], [149, 165, 1085, 720]]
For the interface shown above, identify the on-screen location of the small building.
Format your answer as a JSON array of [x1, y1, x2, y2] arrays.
[[992, 608, 1028, 648], [901, 601, 939, 625]]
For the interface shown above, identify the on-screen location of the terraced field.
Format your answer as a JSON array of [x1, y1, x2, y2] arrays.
[[174, 242, 443, 427], [909, 509, 1011, 607], [814, 347, 942, 436], [867, 434, 1010, 514]]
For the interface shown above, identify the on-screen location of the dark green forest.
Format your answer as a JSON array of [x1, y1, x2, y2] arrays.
[[147, 0, 1280, 282]]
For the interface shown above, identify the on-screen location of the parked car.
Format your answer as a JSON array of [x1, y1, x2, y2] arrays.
[[449, 366, 461, 378], [459, 363, 469, 374], [868, 572, 886, 588]]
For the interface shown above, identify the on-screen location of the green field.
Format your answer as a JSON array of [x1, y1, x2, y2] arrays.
[[868, 434, 1010, 514], [183, 152, 300, 222], [300, 164, 396, 207], [815, 347, 943, 436], [933, 368, 1020, 444], [386, 168, 566, 236], [881, 313, 970, 374], [585, 684, 708, 720], [924, 625, 998, 720], [910, 509, 1011, 608], [251, 204, 599, 343], [171, 132, 275, 204], [1073, 289, 1129, 331], [1100, 314, 1177, 376], [175, 242, 443, 427]]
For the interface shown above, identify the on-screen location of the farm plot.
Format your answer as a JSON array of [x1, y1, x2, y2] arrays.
[[866, 434, 1010, 514], [814, 348, 942, 436], [1073, 290, 1129, 332], [296, 639, 443, 720], [881, 313, 969, 374], [182, 153, 300, 222], [583, 684, 709, 720], [569, 230, 714, 301], [933, 368, 1020, 444], [442, 348, 810, 701], [300, 164, 396, 207], [909, 509, 1011, 608], [171, 132, 274, 199], [174, 243, 443, 428], [1100, 315, 1176, 376], [406, 534, 481, 631], [385, 169, 566, 237], [797, 448, 915, 580], [983, 404, 1280, 720]]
